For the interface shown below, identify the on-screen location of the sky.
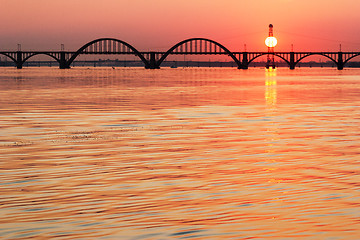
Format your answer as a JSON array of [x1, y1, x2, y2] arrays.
[[1, 0, 360, 52]]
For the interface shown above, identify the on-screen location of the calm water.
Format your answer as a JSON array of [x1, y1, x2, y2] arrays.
[[1, 67, 360, 239]]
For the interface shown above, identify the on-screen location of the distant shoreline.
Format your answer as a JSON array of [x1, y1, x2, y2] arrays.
[[2, 60, 360, 68]]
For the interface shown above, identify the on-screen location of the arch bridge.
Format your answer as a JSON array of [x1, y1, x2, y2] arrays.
[[151, 38, 245, 69], [0, 51, 71, 69], [242, 52, 360, 70], [1, 38, 360, 70]]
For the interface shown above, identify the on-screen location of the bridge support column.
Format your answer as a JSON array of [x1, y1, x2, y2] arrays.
[[337, 52, 344, 70], [59, 52, 69, 69], [148, 52, 160, 69], [289, 52, 295, 69], [240, 52, 248, 69], [16, 51, 23, 69]]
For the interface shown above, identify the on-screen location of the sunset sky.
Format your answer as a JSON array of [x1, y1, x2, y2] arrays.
[[1, 0, 360, 52]]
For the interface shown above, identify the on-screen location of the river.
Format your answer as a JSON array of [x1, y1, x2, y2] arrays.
[[1, 67, 360, 239]]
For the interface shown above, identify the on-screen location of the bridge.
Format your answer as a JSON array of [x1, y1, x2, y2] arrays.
[[1, 38, 360, 70]]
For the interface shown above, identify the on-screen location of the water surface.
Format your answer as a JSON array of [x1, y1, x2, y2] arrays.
[[1, 67, 360, 239]]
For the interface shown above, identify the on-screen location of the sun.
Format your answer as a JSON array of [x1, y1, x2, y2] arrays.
[[265, 37, 277, 48]]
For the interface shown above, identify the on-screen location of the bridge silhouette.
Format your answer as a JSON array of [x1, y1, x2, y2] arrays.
[[1, 38, 360, 70]]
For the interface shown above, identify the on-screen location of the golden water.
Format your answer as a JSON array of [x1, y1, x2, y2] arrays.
[[1, 67, 360, 239]]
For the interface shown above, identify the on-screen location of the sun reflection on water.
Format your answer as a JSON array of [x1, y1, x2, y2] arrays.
[[265, 68, 277, 108], [264, 68, 281, 185]]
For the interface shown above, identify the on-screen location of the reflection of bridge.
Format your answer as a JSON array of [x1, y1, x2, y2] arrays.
[[1, 38, 360, 70]]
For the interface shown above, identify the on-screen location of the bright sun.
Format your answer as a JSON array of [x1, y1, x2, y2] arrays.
[[265, 37, 277, 48]]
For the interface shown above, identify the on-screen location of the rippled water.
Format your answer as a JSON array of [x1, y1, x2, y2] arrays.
[[1, 67, 360, 239]]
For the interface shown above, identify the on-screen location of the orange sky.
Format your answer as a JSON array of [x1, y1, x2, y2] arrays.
[[1, 0, 360, 52]]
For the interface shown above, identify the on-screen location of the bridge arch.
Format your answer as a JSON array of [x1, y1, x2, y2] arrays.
[[67, 38, 149, 68], [22, 53, 61, 64], [248, 53, 290, 66], [157, 38, 243, 68], [294, 53, 337, 66], [0, 53, 17, 64], [343, 53, 360, 65]]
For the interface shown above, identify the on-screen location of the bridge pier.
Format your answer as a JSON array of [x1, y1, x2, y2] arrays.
[[337, 52, 344, 70], [240, 52, 248, 69], [289, 52, 295, 69], [59, 52, 69, 69], [16, 51, 23, 69], [148, 52, 160, 69]]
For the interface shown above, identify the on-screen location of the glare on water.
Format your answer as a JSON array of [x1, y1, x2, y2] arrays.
[[0, 67, 360, 239]]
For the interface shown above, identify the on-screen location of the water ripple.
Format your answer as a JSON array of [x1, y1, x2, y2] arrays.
[[1, 68, 360, 239]]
